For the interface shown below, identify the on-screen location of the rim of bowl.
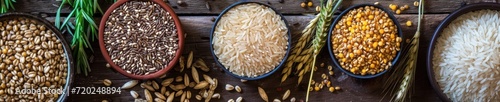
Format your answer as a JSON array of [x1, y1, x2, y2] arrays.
[[327, 4, 404, 79], [209, 1, 292, 80], [0, 12, 74, 102], [426, 3, 500, 102], [98, 0, 184, 80]]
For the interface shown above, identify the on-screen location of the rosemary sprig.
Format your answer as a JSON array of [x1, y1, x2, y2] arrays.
[[0, 0, 15, 13], [382, 0, 424, 102], [55, 0, 105, 76], [305, 0, 342, 101]]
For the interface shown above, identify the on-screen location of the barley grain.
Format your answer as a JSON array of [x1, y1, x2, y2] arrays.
[[282, 89, 290, 100], [235, 86, 242, 93], [258, 87, 268, 102], [236, 96, 243, 102], [122, 80, 138, 89], [103, 79, 112, 86], [130, 90, 139, 99]]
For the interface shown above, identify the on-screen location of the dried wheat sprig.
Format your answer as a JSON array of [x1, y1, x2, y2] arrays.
[[305, 0, 342, 101], [280, 13, 318, 83], [382, 0, 423, 102]]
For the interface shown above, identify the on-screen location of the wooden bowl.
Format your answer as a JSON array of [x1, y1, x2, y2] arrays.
[[426, 3, 500, 102], [98, 0, 184, 80], [0, 12, 74, 102], [327, 4, 405, 79]]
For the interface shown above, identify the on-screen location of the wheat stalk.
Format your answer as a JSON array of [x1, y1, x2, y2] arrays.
[[305, 0, 342, 101], [382, 0, 423, 102], [281, 15, 317, 83]]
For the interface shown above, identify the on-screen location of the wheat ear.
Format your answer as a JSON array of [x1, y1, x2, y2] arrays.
[[305, 0, 342, 101], [382, 0, 424, 102]]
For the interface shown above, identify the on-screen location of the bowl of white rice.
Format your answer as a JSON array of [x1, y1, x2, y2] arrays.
[[427, 3, 500, 102], [209, 2, 291, 80]]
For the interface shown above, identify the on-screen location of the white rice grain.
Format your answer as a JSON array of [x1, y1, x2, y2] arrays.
[[433, 10, 500, 102], [213, 3, 288, 77]]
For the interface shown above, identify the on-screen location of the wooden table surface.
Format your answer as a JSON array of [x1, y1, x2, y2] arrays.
[[10, 0, 500, 102]]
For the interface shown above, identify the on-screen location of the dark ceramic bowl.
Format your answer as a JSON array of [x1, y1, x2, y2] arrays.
[[209, 2, 292, 80], [426, 3, 500, 102], [99, 0, 184, 80], [327, 4, 404, 79], [0, 12, 74, 102]]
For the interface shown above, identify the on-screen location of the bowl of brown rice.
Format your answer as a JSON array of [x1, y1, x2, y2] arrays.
[[210, 2, 291, 80], [427, 3, 500, 102], [99, 0, 184, 79]]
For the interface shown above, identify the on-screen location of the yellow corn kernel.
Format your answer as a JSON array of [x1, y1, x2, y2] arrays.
[[307, 2, 313, 7], [354, 50, 361, 55], [349, 53, 354, 58], [368, 15, 374, 20], [329, 87, 335, 92], [379, 29, 385, 34], [399, 6, 406, 11], [396, 9, 401, 14], [356, 13, 362, 18], [338, 53, 344, 59], [314, 86, 320, 91], [347, 17, 353, 21], [347, 21, 352, 26], [361, 69, 368, 75], [389, 4, 398, 11], [372, 42, 378, 48], [378, 41, 385, 46], [301, 2, 306, 8], [335, 86, 341, 90], [362, 21, 368, 26], [406, 20, 412, 27]]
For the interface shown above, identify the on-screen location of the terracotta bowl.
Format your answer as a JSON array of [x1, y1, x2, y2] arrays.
[[426, 3, 500, 102], [99, 0, 184, 80], [327, 4, 406, 79], [0, 12, 74, 102]]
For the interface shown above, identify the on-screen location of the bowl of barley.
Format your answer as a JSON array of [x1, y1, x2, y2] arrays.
[[327, 4, 404, 79]]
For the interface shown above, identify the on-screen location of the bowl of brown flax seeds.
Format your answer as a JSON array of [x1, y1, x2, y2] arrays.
[[99, 0, 184, 79]]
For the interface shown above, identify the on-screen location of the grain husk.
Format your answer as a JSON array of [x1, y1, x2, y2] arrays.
[[144, 89, 153, 102], [130, 90, 139, 99], [162, 78, 174, 86], [258, 87, 268, 102], [192, 67, 200, 83], [194, 81, 209, 89], [282, 89, 290, 100], [121, 80, 139, 89], [103, 79, 112, 86]]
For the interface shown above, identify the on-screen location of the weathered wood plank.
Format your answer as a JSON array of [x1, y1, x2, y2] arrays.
[[11, 0, 496, 15], [65, 14, 446, 102]]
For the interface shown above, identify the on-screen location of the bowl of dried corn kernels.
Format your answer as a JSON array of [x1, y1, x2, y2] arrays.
[[327, 4, 405, 79]]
